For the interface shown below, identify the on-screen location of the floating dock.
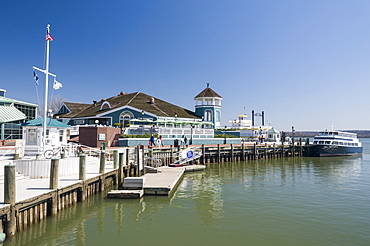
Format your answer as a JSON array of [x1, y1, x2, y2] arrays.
[[108, 166, 185, 198], [144, 166, 185, 195]]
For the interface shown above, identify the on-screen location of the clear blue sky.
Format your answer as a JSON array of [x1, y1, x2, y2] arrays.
[[1, 0, 370, 131]]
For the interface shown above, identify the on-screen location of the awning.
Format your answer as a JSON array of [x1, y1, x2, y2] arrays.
[[0, 105, 26, 123]]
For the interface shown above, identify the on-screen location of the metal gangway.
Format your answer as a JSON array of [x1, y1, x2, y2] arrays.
[[173, 146, 202, 165]]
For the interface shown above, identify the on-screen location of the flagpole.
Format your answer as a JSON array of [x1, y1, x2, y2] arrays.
[[43, 24, 51, 147]]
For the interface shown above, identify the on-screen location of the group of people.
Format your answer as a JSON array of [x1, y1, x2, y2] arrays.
[[148, 135, 189, 147], [149, 135, 164, 147]]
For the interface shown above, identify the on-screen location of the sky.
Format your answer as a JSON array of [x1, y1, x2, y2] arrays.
[[1, 0, 370, 131]]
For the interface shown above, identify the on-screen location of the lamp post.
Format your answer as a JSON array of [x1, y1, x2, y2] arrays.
[[141, 110, 144, 120], [95, 120, 99, 127]]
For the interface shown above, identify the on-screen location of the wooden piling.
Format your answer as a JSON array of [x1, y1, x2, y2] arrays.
[[230, 144, 234, 162], [241, 143, 245, 161], [4, 165, 16, 205], [201, 144, 205, 164], [253, 143, 257, 160], [99, 151, 105, 174], [217, 144, 221, 163], [113, 150, 119, 169], [125, 148, 131, 177], [79, 155, 86, 180], [49, 159, 59, 190], [118, 152, 124, 187]]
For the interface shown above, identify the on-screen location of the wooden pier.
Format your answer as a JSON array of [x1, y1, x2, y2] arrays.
[[0, 141, 305, 237]]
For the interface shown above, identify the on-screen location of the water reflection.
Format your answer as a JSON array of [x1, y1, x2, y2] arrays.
[[4, 153, 369, 246], [177, 171, 224, 222]]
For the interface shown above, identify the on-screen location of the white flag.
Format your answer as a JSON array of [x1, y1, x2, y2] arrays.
[[53, 78, 62, 90]]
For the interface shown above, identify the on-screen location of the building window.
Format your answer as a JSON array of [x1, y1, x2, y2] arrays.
[[59, 130, 64, 142], [120, 111, 134, 127], [216, 110, 221, 122], [204, 110, 212, 121], [27, 129, 37, 145]]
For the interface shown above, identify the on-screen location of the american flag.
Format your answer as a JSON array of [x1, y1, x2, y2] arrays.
[[46, 25, 54, 41]]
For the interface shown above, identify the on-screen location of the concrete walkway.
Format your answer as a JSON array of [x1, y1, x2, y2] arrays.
[[0, 158, 114, 207]]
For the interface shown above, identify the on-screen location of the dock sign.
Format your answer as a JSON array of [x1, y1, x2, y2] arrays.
[[186, 150, 194, 159]]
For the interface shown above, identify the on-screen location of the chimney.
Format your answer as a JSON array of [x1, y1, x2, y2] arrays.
[[93, 100, 97, 106], [149, 97, 155, 104]]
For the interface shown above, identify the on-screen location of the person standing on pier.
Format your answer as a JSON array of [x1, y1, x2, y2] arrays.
[[149, 135, 155, 147]]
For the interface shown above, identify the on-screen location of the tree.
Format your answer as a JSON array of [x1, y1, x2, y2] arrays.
[[37, 95, 67, 117]]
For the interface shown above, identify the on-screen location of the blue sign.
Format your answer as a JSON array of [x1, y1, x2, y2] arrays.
[[186, 150, 194, 159]]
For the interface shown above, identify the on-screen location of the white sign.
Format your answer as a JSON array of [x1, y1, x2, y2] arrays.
[[138, 148, 143, 171], [99, 134, 105, 140]]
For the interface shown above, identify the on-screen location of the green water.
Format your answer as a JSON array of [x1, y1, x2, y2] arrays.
[[5, 140, 370, 246]]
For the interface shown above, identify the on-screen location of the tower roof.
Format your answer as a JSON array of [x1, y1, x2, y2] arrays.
[[194, 85, 222, 99]]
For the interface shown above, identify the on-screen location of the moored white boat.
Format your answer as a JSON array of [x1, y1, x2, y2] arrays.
[[310, 130, 362, 157]]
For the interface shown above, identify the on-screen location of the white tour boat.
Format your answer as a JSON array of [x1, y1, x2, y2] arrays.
[[310, 130, 362, 157]]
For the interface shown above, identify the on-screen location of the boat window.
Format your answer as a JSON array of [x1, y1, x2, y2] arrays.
[[355, 143, 358, 146], [339, 142, 343, 145], [332, 141, 338, 145], [319, 141, 324, 144], [313, 141, 318, 144], [325, 141, 331, 144]]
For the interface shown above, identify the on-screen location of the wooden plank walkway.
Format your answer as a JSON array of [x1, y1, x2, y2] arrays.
[[143, 166, 185, 196], [0, 159, 115, 207]]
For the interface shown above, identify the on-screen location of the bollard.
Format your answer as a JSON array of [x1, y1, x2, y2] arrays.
[[113, 150, 119, 169], [4, 165, 16, 205], [99, 151, 105, 174], [13, 154, 19, 160], [79, 155, 86, 180], [36, 154, 41, 160], [49, 159, 59, 189]]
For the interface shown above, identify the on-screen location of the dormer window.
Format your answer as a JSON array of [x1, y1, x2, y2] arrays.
[[100, 101, 111, 110]]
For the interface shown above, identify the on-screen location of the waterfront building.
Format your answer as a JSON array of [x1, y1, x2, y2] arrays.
[[0, 89, 38, 140], [55, 85, 222, 142]]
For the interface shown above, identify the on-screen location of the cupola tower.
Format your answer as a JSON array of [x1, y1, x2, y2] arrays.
[[194, 83, 222, 128]]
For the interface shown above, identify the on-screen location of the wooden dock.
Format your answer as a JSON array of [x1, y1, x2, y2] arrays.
[[143, 166, 184, 195], [0, 141, 306, 237]]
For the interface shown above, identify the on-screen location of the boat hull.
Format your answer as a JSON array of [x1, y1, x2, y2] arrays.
[[309, 145, 363, 157]]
